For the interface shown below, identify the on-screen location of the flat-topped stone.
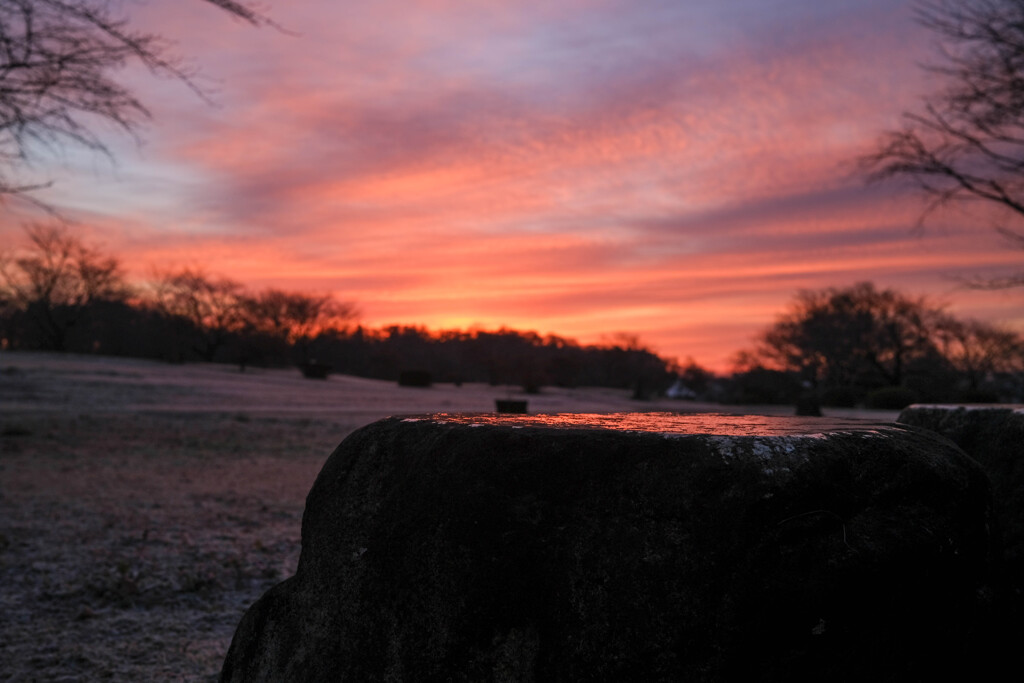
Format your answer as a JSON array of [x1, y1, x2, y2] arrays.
[[222, 412, 997, 682]]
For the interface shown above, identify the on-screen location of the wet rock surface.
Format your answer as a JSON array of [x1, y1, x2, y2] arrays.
[[222, 413, 997, 682]]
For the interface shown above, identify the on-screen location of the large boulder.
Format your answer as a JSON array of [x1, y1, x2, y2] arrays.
[[898, 405, 1024, 574], [222, 413, 997, 682]]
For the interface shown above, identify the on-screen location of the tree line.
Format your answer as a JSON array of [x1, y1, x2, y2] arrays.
[[729, 282, 1024, 408], [3, 226, 1022, 405], [0, 225, 676, 392]]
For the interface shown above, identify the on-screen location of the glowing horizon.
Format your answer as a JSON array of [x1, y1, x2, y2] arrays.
[[1, 0, 1021, 373]]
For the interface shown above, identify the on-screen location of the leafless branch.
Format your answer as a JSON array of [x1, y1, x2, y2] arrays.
[[863, 0, 1024, 286], [0, 0, 273, 210]]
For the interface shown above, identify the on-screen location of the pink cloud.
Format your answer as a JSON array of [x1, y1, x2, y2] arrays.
[[4, 0, 1019, 372]]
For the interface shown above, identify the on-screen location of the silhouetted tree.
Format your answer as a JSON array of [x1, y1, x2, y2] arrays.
[[863, 0, 1024, 286], [150, 267, 246, 361], [755, 283, 941, 391], [243, 289, 356, 364], [934, 315, 1024, 389], [0, 223, 128, 349], [677, 357, 714, 396], [0, 0, 269, 206]]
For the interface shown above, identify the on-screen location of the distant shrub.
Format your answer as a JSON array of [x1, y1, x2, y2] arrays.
[[722, 368, 801, 405], [398, 370, 432, 387], [1, 423, 33, 437], [300, 361, 332, 379], [865, 386, 919, 410], [795, 392, 822, 416], [821, 386, 862, 408], [495, 399, 528, 413], [956, 388, 1001, 403]]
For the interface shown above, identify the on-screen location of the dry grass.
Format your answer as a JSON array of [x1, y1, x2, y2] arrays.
[[1, 412, 343, 681]]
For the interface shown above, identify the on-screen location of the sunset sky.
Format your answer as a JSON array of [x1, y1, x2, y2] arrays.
[[3, 0, 1023, 371]]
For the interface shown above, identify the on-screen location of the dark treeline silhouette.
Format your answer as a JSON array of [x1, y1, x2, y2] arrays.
[[0, 304, 674, 393], [0, 225, 676, 393], [4, 227, 1023, 405], [306, 325, 673, 392]]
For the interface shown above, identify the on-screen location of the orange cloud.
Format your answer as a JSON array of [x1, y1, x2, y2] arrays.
[[4, 0, 1019, 373]]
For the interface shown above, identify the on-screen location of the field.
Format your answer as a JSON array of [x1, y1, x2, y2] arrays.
[[0, 352, 896, 680]]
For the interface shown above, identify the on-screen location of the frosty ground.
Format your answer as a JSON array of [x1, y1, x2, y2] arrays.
[[0, 352, 896, 681]]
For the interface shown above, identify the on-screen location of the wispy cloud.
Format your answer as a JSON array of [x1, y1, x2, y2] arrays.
[[3, 0, 1018, 370]]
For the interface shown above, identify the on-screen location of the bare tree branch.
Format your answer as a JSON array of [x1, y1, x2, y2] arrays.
[[0, 222, 129, 349], [204, 0, 266, 25], [0, 0, 272, 210], [862, 0, 1024, 287]]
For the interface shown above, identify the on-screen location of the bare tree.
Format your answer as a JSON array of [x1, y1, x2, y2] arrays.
[[243, 288, 357, 363], [863, 0, 1024, 285], [933, 315, 1024, 388], [149, 266, 246, 361], [0, 222, 128, 349], [0, 0, 269, 206], [755, 282, 941, 389]]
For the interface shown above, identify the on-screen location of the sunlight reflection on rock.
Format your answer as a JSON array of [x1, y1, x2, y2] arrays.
[[410, 411, 893, 437]]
